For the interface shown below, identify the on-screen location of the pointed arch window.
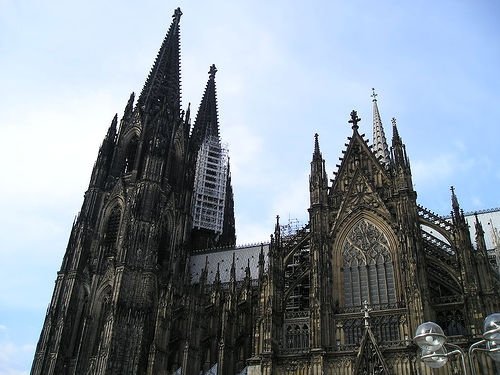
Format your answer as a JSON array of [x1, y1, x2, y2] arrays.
[[103, 207, 121, 252], [342, 219, 396, 307], [91, 293, 112, 355], [123, 137, 138, 174]]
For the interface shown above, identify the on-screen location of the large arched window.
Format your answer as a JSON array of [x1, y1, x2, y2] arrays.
[[342, 219, 395, 307]]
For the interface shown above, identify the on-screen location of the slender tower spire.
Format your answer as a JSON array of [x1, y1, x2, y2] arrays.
[[190, 65, 234, 249], [137, 8, 182, 117], [371, 88, 390, 165], [190, 64, 220, 152], [310, 133, 328, 206]]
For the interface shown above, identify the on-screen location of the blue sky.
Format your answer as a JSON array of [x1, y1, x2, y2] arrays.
[[1, 0, 499, 373]]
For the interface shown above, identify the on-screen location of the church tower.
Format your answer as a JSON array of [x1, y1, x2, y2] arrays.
[[31, 9, 235, 375], [33, 9, 500, 374]]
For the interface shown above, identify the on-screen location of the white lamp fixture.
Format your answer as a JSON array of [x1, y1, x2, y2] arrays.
[[414, 321, 466, 372], [420, 347, 448, 368], [415, 313, 500, 375], [486, 340, 500, 362], [483, 313, 500, 344], [414, 322, 446, 352]]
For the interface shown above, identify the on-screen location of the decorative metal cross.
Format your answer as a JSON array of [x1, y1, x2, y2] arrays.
[[361, 300, 372, 327], [371, 88, 378, 102], [348, 110, 361, 130]]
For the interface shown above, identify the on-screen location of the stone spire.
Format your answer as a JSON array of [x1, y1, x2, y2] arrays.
[[371, 88, 390, 165], [137, 8, 182, 117], [190, 64, 220, 152]]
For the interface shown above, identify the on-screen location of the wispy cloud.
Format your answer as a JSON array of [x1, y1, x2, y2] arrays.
[[0, 326, 34, 375]]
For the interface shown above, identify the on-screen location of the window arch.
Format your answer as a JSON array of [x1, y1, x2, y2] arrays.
[[342, 219, 396, 307], [284, 323, 309, 350], [103, 206, 121, 254], [91, 292, 112, 355], [122, 136, 138, 174]]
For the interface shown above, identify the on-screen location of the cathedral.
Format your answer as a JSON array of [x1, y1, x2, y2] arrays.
[[32, 8, 500, 375]]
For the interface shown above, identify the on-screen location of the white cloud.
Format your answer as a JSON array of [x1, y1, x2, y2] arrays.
[[412, 153, 476, 186], [0, 327, 34, 375]]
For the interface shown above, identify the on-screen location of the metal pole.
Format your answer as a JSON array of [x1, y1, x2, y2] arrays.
[[467, 340, 486, 375]]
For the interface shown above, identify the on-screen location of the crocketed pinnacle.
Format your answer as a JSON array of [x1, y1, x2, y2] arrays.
[[190, 64, 220, 151], [371, 88, 390, 165], [313, 133, 322, 160], [137, 8, 182, 116], [451, 186, 460, 213]]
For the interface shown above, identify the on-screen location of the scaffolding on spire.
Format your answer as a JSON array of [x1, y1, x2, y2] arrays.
[[192, 136, 229, 234]]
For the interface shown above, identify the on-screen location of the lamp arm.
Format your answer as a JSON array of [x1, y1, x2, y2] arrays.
[[445, 345, 467, 375], [468, 340, 487, 375]]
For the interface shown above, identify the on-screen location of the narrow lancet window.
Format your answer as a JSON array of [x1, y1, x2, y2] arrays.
[[123, 137, 138, 174], [103, 207, 121, 252]]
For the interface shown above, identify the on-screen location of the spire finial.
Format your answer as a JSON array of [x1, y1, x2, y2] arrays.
[[371, 88, 378, 102], [209, 64, 217, 79], [173, 7, 182, 21], [349, 110, 361, 130]]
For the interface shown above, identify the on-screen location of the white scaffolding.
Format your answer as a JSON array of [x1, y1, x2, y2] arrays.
[[192, 135, 228, 234]]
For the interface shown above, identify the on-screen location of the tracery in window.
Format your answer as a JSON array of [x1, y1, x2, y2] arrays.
[[103, 207, 121, 253], [284, 324, 309, 350], [343, 219, 395, 307]]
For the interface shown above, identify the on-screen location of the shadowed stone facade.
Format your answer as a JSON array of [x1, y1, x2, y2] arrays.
[[32, 8, 500, 375]]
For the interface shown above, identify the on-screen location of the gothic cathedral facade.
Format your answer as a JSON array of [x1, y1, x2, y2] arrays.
[[32, 8, 500, 375]]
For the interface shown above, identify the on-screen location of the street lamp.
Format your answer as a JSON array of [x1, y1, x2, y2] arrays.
[[414, 313, 500, 374]]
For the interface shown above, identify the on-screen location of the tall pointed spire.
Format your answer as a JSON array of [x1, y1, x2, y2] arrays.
[[310, 133, 328, 206], [313, 133, 321, 160], [190, 64, 220, 152], [450, 185, 462, 222], [190, 65, 233, 249], [137, 8, 182, 117], [371, 88, 390, 165], [390, 117, 406, 167]]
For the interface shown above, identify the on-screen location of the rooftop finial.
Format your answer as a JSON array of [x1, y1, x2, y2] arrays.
[[209, 64, 217, 79], [349, 110, 361, 131], [173, 7, 182, 21], [371, 88, 378, 102]]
